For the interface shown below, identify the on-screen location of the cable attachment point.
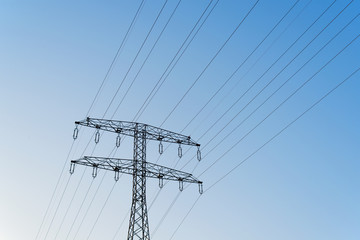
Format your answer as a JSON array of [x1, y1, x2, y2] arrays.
[[158, 175, 164, 188], [178, 144, 182, 158], [178, 179, 184, 191], [116, 134, 121, 148], [114, 168, 120, 182], [73, 125, 79, 140], [198, 182, 203, 194], [92, 164, 98, 178], [159, 141, 163, 155], [197, 146, 201, 161], [94, 129, 100, 144], [69, 162, 75, 174]]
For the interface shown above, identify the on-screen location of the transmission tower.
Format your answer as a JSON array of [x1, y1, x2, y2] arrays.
[[70, 117, 203, 240]]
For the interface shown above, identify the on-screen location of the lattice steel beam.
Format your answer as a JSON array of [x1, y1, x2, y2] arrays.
[[71, 156, 203, 185], [70, 118, 202, 240], [75, 117, 200, 146]]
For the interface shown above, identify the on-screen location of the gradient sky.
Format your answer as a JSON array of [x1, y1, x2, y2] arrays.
[[0, 0, 359, 240]]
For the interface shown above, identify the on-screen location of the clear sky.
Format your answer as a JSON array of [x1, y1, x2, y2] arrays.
[[0, 0, 359, 240]]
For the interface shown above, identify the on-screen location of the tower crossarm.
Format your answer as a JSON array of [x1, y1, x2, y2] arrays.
[[71, 118, 203, 239], [75, 117, 200, 146], [71, 156, 202, 185]]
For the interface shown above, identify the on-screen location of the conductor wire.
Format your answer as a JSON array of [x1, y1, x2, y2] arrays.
[[170, 65, 360, 240]]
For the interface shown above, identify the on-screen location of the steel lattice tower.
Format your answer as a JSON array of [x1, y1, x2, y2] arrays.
[[70, 117, 202, 240]]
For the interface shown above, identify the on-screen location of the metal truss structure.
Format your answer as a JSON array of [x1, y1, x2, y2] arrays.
[[70, 117, 202, 240]]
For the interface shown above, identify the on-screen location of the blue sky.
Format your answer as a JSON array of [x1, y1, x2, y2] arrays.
[[0, 0, 359, 239]]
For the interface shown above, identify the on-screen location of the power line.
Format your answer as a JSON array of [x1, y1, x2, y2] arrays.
[[110, 0, 183, 119], [188, 0, 313, 135], [150, 0, 220, 164], [62, 3, 147, 236], [42, 174, 72, 240], [103, 0, 170, 118], [36, 112, 100, 239], [199, 12, 360, 166], [132, 0, 218, 121], [111, 208, 131, 240], [108, 0, 218, 165], [65, 178, 95, 240], [71, 172, 107, 240], [195, 0, 340, 147], [178, 0, 339, 171], [86, 181, 117, 240], [54, 168, 88, 239], [34, 140, 75, 240], [170, 65, 360, 240], [152, 191, 182, 237], [51, 131, 101, 236], [155, 0, 313, 166], [145, 0, 260, 173], [159, 0, 260, 127], [46, 0, 356, 238], [85, 0, 146, 117], [198, 0, 354, 156], [180, 0, 301, 133], [42, 131, 101, 239], [143, 5, 351, 236], [199, 31, 360, 179], [169, 195, 201, 240], [67, 146, 119, 239], [60, 4, 148, 236], [153, 11, 359, 237], [206, 66, 360, 192]]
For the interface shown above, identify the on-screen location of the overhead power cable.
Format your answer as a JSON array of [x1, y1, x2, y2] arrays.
[[155, 10, 359, 236], [147, 2, 306, 222], [144, 4, 352, 237], [151, 191, 182, 237], [188, 0, 313, 134], [65, 179, 95, 240], [86, 181, 117, 240], [68, 137, 118, 239], [70, 146, 118, 240], [206, 66, 360, 192], [108, 0, 218, 159], [67, 3, 146, 235], [169, 194, 201, 240], [196, 0, 354, 159], [170, 65, 360, 240], [111, 208, 131, 240], [145, 0, 220, 164], [132, 0, 218, 121], [54, 168, 88, 239], [154, 0, 312, 165], [46, 130, 102, 239], [148, 187, 164, 211], [159, 0, 260, 127], [180, 0, 301, 132], [172, 0, 337, 170], [71, 172, 107, 240], [110, 0, 183, 119], [180, 8, 357, 172], [195, 0, 341, 147], [103, 0, 170, 118], [34, 140, 75, 240], [37, 89, 103, 240], [66, 3, 148, 233], [42, 174, 72, 240], [198, 12, 360, 168], [85, 0, 146, 117], [199, 31, 360, 179]]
